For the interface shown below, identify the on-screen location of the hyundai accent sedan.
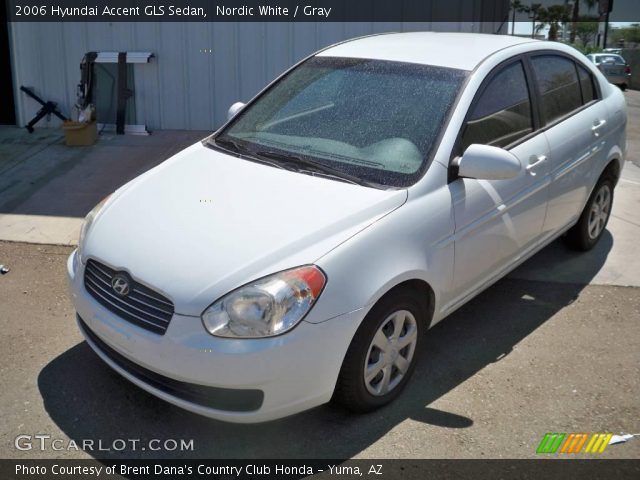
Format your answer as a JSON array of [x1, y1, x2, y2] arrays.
[[68, 32, 627, 423]]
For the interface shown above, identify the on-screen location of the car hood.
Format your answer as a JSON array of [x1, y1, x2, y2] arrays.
[[84, 142, 407, 316]]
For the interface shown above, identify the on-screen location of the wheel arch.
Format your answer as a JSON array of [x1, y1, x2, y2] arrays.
[[367, 277, 436, 329], [601, 154, 622, 185], [331, 276, 436, 410]]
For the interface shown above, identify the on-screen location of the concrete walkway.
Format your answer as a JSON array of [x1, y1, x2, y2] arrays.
[[0, 128, 207, 245]]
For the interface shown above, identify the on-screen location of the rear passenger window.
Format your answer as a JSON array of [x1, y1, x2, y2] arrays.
[[531, 55, 582, 124], [577, 64, 596, 104], [460, 61, 533, 152]]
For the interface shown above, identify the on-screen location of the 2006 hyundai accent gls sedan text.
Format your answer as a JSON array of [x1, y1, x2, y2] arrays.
[[68, 32, 627, 423]]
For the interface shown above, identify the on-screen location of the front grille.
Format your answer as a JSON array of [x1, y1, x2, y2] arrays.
[[84, 259, 174, 335]]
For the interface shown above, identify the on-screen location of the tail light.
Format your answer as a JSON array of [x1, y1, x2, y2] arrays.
[[625, 65, 631, 75]]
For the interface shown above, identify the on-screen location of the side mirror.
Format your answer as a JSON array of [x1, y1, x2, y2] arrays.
[[227, 102, 245, 121], [457, 144, 521, 180]]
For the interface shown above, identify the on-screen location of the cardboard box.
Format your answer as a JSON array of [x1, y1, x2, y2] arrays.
[[62, 121, 97, 146]]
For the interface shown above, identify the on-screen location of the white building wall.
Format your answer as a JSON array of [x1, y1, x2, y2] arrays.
[[9, 18, 507, 130]]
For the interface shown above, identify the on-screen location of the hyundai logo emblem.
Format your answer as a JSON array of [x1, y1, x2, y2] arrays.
[[111, 273, 131, 297]]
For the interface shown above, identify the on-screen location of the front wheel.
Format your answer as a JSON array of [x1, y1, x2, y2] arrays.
[[332, 289, 425, 412], [564, 176, 614, 251]]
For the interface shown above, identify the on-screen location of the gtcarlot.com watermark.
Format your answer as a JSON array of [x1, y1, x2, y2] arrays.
[[15, 434, 194, 452]]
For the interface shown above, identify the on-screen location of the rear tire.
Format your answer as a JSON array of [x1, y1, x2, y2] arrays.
[[332, 288, 426, 412], [564, 176, 614, 251]]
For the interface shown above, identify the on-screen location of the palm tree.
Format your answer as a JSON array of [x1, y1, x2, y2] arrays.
[[537, 4, 572, 41], [529, 3, 543, 39], [510, 0, 530, 35], [570, 0, 598, 43], [574, 18, 599, 46]]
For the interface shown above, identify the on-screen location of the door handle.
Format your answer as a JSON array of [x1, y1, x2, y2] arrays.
[[526, 155, 547, 176], [592, 119, 607, 137]]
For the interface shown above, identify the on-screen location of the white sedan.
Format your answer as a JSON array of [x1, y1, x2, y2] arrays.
[[67, 32, 627, 423]]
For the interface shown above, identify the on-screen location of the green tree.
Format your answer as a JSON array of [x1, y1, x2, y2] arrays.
[[609, 24, 640, 47], [529, 3, 543, 39], [572, 17, 599, 46], [510, 0, 530, 35], [537, 4, 572, 41], [570, 0, 598, 44]]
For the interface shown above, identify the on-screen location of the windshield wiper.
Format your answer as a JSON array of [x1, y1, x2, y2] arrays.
[[254, 150, 377, 187], [210, 137, 289, 171], [212, 136, 250, 155]]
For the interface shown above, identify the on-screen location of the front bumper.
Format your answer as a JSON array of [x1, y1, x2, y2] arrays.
[[67, 250, 365, 423]]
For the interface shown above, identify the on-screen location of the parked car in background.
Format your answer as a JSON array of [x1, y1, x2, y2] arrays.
[[68, 33, 627, 423], [587, 53, 632, 90]]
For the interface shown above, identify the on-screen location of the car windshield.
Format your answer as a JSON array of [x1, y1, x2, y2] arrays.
[[209, 56, 467, 187], [597, 55, 626, 65]]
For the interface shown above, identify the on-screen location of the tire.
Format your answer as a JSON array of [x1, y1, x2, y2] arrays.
[[332, 288, 426, 412], [563, 176, 615, 251]]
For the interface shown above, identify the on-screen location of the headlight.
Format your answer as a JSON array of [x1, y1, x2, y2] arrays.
[[77, 195, 111, 263], [202, 266, 326, 338]]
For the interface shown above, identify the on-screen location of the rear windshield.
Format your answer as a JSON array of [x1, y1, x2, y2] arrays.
[[596, 55, 626, 65], [210, 56, 467, 188]]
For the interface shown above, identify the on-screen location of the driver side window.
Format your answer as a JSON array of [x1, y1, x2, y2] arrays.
[[459, 61, 533, 154]]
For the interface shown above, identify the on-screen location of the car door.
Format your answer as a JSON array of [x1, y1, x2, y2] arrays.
[[528, 54, 610, 235], [446, 58, 551, 307]]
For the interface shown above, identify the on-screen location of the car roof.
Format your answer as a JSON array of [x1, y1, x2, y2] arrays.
[[592, 53, 625, 61], [317, 32, 539, 71]]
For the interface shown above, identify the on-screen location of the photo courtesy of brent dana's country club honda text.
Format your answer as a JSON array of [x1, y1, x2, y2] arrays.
[[67, 32, 627, 423]]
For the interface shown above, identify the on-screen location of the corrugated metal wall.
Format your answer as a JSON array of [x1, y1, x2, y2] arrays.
[[9, 18, 507, 131]]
